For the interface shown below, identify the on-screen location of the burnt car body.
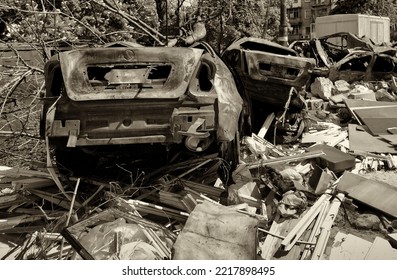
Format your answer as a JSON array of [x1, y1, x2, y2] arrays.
[[41, 43, 242, 169], [221, 37, 315, 107], [291, 32, 397, 83]]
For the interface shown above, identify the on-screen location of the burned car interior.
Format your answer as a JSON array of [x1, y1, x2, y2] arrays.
[[291, 32, 397, 83]]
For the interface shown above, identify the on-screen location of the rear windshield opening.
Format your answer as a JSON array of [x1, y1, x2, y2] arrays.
[[87, 64, 172, 89], [259, 63, 300, 79], [240, 41, 297, 56]]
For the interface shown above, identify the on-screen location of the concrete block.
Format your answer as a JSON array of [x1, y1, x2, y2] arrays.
[[333, 80, 350, 94], [307, 98, 324, 110], [310, 77, 335, 100], [348, 84, 376, 101]]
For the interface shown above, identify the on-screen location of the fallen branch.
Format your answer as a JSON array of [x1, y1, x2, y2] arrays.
[[0, 4, 105, 44], [59, 178, 80, 259], [0, 131, 40, 139], [0, 69, 33, 117]]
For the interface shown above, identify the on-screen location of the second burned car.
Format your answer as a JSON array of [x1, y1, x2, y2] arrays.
[[221, 37, 315, 108]]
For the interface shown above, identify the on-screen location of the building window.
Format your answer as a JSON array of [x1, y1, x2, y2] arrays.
[[318, 8, 328, 16], [288, 8, 301, 19], [291, 25, 301, 35]]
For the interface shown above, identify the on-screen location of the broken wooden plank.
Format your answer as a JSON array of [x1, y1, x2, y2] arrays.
[[156, 190, 189, 211], [0, 194, 30, 210], [302, 130, 347, 147], [280, 191, 332, 251], [258, 113, 275, 138], [127, 199, 190, 222], [0, 168, 51, 179], [247, 150, 325, 170], [11, 177, 54, 190], [178, 179, 224, 200], [300, 200, 330, 260], [0, 215, 43, 232], [29, 189, 77, 211], [259, 213, 313, 260], [0, 225, 46, 234], [251, 133, 287, 157], [310, 193, 345, 260]]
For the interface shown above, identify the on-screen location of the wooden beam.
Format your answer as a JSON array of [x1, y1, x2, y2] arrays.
[[29, 189, 76, 210], [12, 177, 54, 190], [258, 113, 275, 138], [0, 168, 51, 179], [281, 191, 332, 251], [248, 150, 325, 170], [0, 215, 43, 231], [311, 193, 345, 260], [252, 133, 287, 157], [300, 200, 330, 259]]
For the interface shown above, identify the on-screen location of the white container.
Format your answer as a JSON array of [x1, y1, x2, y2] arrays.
[[314, 14, 390, 44]]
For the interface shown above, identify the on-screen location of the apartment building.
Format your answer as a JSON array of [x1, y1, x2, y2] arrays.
[[287, 0, 335, 42]]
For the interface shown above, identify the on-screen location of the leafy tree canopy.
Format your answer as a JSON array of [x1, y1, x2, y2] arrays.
[[0, 0, 281, 51]]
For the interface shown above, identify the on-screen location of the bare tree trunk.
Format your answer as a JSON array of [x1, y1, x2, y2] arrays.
[[278, 0, 288, 46], [155, 0, 167, 30], [262, 0, 271, 38]]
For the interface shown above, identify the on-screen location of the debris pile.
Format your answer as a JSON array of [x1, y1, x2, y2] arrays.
[[2, 112, 397, 260], [2, 35, 397, 260]]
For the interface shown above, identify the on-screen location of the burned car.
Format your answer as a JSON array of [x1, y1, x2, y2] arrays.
[[41, 43, 242, 172], [221, 37, 315, 108], [291, 32, 397, 83]]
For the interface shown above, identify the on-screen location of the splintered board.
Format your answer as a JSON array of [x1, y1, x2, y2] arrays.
[[337, 172, 397, 218]]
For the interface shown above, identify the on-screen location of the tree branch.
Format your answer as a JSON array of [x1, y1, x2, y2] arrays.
[[92, 0, 166, 45], [0, 4, 106, 44]]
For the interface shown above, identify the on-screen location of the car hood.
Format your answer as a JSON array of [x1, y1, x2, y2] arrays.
[[59, 47, 203, 101]]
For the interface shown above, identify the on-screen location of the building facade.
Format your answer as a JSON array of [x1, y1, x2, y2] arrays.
[[287, 0, 336, 42]]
